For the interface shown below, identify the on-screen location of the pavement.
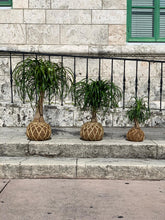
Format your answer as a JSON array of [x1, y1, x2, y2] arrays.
[[0, 178, 165, 220]]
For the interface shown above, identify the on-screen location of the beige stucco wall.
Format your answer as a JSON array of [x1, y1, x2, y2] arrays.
[[0, 0, 164, 56]]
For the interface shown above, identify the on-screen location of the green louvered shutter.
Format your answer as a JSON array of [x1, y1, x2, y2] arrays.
[[0, 0, 12, 6], [131, 0, 154, 38], [160, 0, 165, 38], [127, 0, 165, 42]]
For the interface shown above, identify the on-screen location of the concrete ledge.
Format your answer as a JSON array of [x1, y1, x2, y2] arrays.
[[0, 127, 165, 159], [28, 139, 158, 159], [0, 138, 165, 159], [0, 157, 76, 179], [0, 157, 165, 180], [77, 158, 165, 180]]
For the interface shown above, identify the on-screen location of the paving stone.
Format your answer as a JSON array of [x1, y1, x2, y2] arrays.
[[0, 179, 165, 220], [0, 179, 9, 192]]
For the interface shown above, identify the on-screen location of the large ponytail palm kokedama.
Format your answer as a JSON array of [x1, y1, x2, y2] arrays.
[[72, 79, 122, 141], [13, 58, 73, 141]]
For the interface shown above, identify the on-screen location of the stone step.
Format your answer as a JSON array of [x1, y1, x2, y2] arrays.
[[1, 138, 165, 159], [0, 157, 165, 180], [1, 127, 165, 159]]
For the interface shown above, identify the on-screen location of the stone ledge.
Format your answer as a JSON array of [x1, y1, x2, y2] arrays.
[[0, 157, 77, 179], [77, 158, 165, 180], [1, 127, 165, 159], [0, 157, 165, 180]]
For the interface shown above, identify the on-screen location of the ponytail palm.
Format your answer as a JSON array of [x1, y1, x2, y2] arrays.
[[72, 79, 122, 122], [126, 97, 151, 142], [13, 57, 73, 122], [126, 97, 151, 128]]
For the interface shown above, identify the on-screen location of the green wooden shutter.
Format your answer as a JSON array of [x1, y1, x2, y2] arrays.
[[132, 0, 154, 7], [131, 8, 154, 37], [131, 0, 154, 38], [0, 0, 12, 6], [127, 0, 165, 42], [160, 0, 165, 38]]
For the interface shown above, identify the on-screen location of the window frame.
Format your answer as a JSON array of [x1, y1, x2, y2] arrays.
[[0, 0, 12, 7], [127, 0, 165, 42]]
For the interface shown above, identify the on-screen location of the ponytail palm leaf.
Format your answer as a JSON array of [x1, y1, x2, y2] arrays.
[[72, 79, 122, 121], [13, 58, 73, 122]]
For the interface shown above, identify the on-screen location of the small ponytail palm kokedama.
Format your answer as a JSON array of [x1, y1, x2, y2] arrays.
[[13, 58, 73, 141], [72, 79, 122, 141], [126, 97, 151, 142]]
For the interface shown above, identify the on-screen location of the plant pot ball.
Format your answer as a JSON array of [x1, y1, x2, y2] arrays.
[[126, 127, 145, 142], [26, 121, 51, 141], [80, 122, 104, 141]]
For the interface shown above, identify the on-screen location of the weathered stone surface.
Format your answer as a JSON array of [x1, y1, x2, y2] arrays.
[[46, 10, 91, 24], [147, 160, 165, 180], [103, 0, 127, 9], [0, 157, 23, 178], [1, 156, 165, 180], [0, 50, 165, 128], [77, 158, 165, 180], [27, 24, 59, 44], [0, 24, 26, 44], [13, 0, 28, 8], [92, 10, 126, 24], [155, 141, 165, 159], [20, 157, 77, 178], [0, 10, 23, 23], [28, 138, 157, 159], [38, 44, 89, 54], [24, 10, 45, 24], [0, 103, 34, 127], [1, 101, 165, 127], [51, 0, 102, 9], [61, 25, 108, 45], [29, 0, 50, 8], [0, 143, 29, 157], [45, 105, 74, 127], [109, 25, 126, 45]]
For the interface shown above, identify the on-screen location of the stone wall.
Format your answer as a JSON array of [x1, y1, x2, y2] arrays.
[[0, 54, 165, 127], [0, 0, 165, 56], [0, 0, 165, 127]]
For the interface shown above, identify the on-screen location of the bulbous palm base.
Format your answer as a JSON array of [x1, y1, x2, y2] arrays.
[[26, 121, 51, 141], [126, 127, 144, 142], [80, 122, 104, 141]]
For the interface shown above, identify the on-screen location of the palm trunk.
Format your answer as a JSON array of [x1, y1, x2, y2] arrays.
[[33, 91, 45, 122], [134, 118, 140, 129], [91, 110, 97, 122]]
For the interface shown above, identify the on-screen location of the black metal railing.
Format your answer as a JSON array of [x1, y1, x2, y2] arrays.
[[0, 50, 164, 111]]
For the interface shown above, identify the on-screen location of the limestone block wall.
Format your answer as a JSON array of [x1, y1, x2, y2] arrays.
[[0, 0, 165, 56]]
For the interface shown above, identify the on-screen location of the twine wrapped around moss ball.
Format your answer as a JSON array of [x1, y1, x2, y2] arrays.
[[80, 121, 104, 141], [126, 127, 144, 142], [26, 121, 51, 141]]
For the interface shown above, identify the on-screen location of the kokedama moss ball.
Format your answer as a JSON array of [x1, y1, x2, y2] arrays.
[[80, 121, 104, 141], [126, 127, 144, 142], [26, 121, 51, 141]]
